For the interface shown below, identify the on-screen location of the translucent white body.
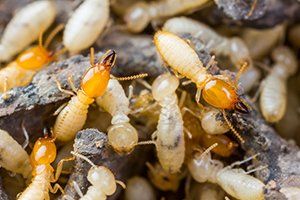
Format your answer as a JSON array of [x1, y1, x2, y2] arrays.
[[280, 187, 300, 200], [124, 0, 210, 33], [0, 130, 31, 178], [163, 17, 260, 92], [188, 152, 265, 200], [152, 74, 185, 173], [260, 47, 298, 122], [0, 0, 56, 61], [125, 176, 155, 200], [63, 0, 110, 53], [201, 108, 229, 134], [54, 90, 94, 142], [17, 169, 52, 200], [96, 79, 138, 153], [189, 182, 225, 200]]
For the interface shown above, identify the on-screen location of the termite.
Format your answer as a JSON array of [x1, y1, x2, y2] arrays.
[[17, 133, 72, 200], [124, 0, 211, 33], [53, 49, 116, 142], [280, 187, 300, 200], [0, 129, 31, 178], [146, 162, 184, 192], [0, 25, 64, 93], [63, 0, 110, 53], [188, 144, 265, 200], [54, 49, 146, 142], [260, 46, 298, 122], [0, 0, 56, 62], [70, 151, 125, 200], [163, 17, 260, 92], [189, 182, 225, 200], [154, 31, 247, 143], [96, 79, 138, 154], [140, 73, 185, 173], [125, 176, 156, 200]]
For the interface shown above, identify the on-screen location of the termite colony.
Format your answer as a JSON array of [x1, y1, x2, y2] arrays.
[[0, 0, 299, 200]]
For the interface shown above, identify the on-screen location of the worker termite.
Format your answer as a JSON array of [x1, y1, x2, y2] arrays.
[[188, 144, 265, 200], [140, 73, 185, 173], [54, 49, 116, 142], [70, 151, 125, 200], [154, 31, 247, 143], [0, 0, 56, 62], [146, 162, 184, 192], [280, 187, 300, 200], [125, 176, 156, 200], [124, 0, 211, 33], [96, 79, 138, 154], [17, 133, 72, 200], [189, 182, 225, 200], [0, 25, 64, 93], [200, 108, 230, 135], [63, 0, 110, 53], [163, 17, 260, 92], [259, 46, 298, 122], [0, 129, 31, 178]]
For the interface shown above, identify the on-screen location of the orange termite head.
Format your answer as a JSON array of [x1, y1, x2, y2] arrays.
[[202, 78, 249, 113], [81, 50, 117, 98], [30, 136, 56, 175]]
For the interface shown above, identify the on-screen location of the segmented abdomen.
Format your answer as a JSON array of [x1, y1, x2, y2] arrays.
[[54, 95, 90, 142]]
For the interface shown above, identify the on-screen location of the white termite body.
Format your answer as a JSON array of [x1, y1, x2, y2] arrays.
[[125, 176, 155, 200], [200, 107, 229, 135], [54, 90, 94, 142], [152, 73, 185, 173], [188, 150, 265, 200], [71, 151, 124, 200], [0, 0, 56, 62], [280, 187, 300, 200], [163, 17, 260, 92], [260, 46, 298, 122], [17, 169, 52, 200], [96, 79, 138, 153], [63, 0, 110, 53], [124, 0, 210, 33], [0, 129, 31, 178]]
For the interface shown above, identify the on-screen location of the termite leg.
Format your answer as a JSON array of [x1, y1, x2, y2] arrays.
[[222, 110, 245, 144], [49, 183, 65, 195], [21, 121, 29, 149], [1, 76, 10, 100], [182, 80, 193, 86], [52, 157, 75, 182], [53, 103, 68, 116], [54, 76, 76, 96], [205, 55, 216, 70], [195, 88, 205, 109], [250, 80, 265, 103], [116, 180, 126, 189], [179, 91, 187, 108], [136, 79, 152, 90], [127, 85, 134, 100], [183, 127, 193, 139], [245, 165, 267, 175], [90, 48, 95, 67], [72, 181, 84, 197], [224, 153, 260, 170], [67, 75, 77, 93]]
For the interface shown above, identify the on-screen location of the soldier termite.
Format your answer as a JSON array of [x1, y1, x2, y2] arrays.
[[146, 162, 184, 192], [163, 17, 261, 92], [125, 176, 156, 200], [154, 30, 247, 144], [0, 25, 64, 94], [53, 49, 116, 142], [63, 0, 110, 53], [0, 0, 56, 62], [96, 79, 139, 154], [124, 0, 211, 33], [259, 46, 298, 123], [70, 151, 125, 200], [188, 145, 265, 200], [17, 133, 72, 200], [54, 48, 147, 142], [0, 129, 31, 178]]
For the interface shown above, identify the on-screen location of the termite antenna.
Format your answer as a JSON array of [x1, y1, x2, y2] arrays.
[[71, 151, 97, 168], [114, 73, 148, 81], [235, 61, 249, 86], [38, 29, 44, 49], [44, 24, 64, 49], [116, 180, 126, 189], [90, 47, 95, 67], [246, 0, 258, 17], [199, 143, 218, 160], [21, 121, 29, 149], [53, 47, 67, 58], [222, 110, 245, 144]]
